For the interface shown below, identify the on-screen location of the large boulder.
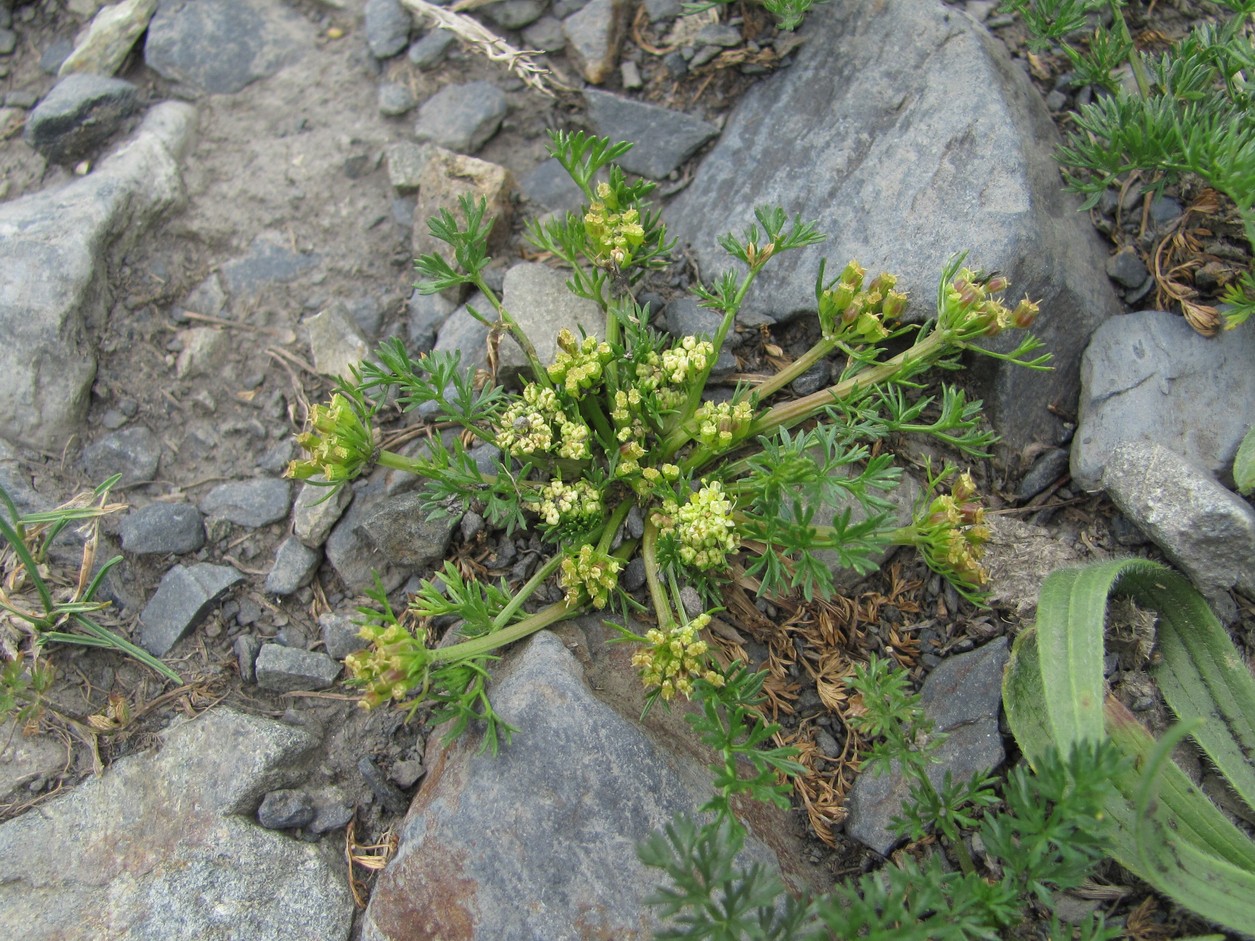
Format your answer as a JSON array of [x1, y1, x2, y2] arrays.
[[665, 0, 1122, 455]]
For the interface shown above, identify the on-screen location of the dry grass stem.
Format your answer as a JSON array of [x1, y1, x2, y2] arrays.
[[399, 0, 558, 96]]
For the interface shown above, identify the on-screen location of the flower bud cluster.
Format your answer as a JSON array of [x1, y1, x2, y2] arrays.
[[942, 269, 1039, 337], [558, 544, 622, 609], [817, 261, 907, 345], [287, 393, 377, 483], [584, 182, 645, 269], [548, 329, 612, 399], [497, 383, 591, 460], [631, 614, 726, 701], [344, 622, 430, 710], [652, 479, 740, 571], [694, 400, 754, 450], [915, 471, 992, 593], [537, 478, 602, 530]]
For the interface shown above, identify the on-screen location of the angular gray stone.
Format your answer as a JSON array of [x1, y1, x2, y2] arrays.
[[139, 562, 243, 656], [199, 478, 291, 527], [413, 80, 508, 155], [219, 231, 319, 299], [264, 535, 321, 595], [0, 102, 194, 450], [0, 719, 66, 803], [1072, 310, 1255, 490], [254, 643, 342, 692], [385, 140, 430, 193], [377, 81, 416, 116], [844, 638, 1009, 855], [0, 708, 353, 941], [145, 0, 310, 95], [583, 89, 719, 179], [320, 611, 363, 661], [81, 425, 162, 485], [325, 479, 410, 594], [664, 0, 1121, 455], [479, 0, 546, 30], [1101, 441, 1255, 617], [497, 263, 602, 384], [119, 502, 205, 555], [23, 73, 140, 163], [365, 0, 412, 59], [293, 480, 353, 548], [562, 0, 627, 85], [362, 630, 789, 941], [305, 302, 370, 380], [360, 491, 458, 569], [406, 28, 454, 69], [257, 788, 316, 830], [57, 0, 158, 78]]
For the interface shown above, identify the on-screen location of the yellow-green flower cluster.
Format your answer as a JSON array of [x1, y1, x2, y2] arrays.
[[584, 182, 645, 269], [548, 329, 612, 398], [817, 260, 908, 345], [694, 399, 754, 450], [497, 383, 591, 460], [344, 622, 430, 710], [941, 269, 1039, 338], [653, 479, 740, 571], [631, 613, 726, 700], [537, 478, 602, 529], [287, 393, 377, 482], [558, 544, 622, 609], [916, 471, 992, 593]]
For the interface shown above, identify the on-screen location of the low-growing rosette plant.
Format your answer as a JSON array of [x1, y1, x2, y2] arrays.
[[288, 131, 1048, 751]]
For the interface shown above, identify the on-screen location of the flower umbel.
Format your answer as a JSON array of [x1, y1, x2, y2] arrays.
[[287, 392, 377, 482], [904, 470, 991, 600], [344, 621, 431, 710], [558, 544, 622, 609], [653, 479, 740, 572], [631, 613, 726, 701]]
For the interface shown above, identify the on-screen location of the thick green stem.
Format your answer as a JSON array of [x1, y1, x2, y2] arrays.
[[747, 335, 840, 403], [491, 552, 565, 631], [376, 449, 500, 487], [748, 328, 951, 438], [432, 599, 581, 666], [641, 517, 676, 631], [597, 499, 633, 555]]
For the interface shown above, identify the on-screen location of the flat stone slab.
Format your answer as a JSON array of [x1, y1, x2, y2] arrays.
[[139, 562, 244, 656], [0, 708, 353, 941]]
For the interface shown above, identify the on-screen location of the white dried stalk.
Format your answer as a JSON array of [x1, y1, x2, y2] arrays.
[[399, 0, 557, 97]]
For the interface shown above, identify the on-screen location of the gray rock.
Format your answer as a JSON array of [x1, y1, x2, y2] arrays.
[[664, 0, 1121, 455], [413, 80, 508, 155], [220, 231, 320, 299], [1105, 245, 1149, 289], [305, 302, 369, 379], [57, 0, 157, 78], [357, 755, 410, 814], [0, 719, 66, 803], [361, 630, 789, 941], [518, 158, 584, 212], [521, 15, 566, 53], [360, 491, 458, 569], [0, 26, 12, 55], [0, 105, 190, 448], [200, 478, 291, 527], [319, 611, 363, 660], [39, 38, 75, 74], [479, 0, 546, 30], [325, 478, 410, 593], [145, 0, 310, 95], [583, 89, 719, 180], [364, 0, 412, 59], [1015, 446, 1069, 501], [377, 81, 416, 116], [23, 72, 138, 164], [1100, 441, 1255, 617], [406, 28, 454, 69], [119, 502, 205, 555], [497, 262, 603, 384], [294, 480, 353, 548], [845, 639, 1009, 855], [257, 788, 316, 830], [385, 140, 430, 193], [82, 425, 162, 485], [406, 286, 457, 350], [0, 708, 353, 941], [234, 634, 263, 683], [562, 0, 627, 85], [790, 360, 830, 396], [254, 643, 342, 692], [264, 535, 321, 595], [139, 562, 243, 656], [308, 789, 355, 834], [1072, 310, 1255, 490]]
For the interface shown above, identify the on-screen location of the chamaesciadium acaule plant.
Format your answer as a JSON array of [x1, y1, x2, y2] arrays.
[[287, 131, 1047, 754]]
